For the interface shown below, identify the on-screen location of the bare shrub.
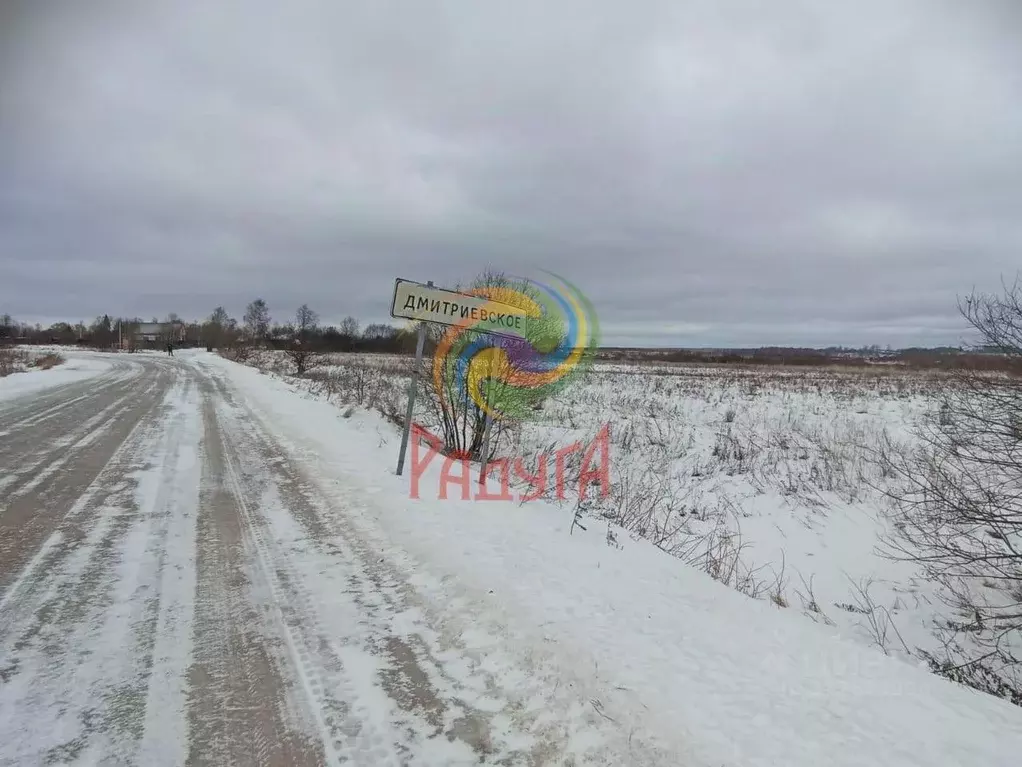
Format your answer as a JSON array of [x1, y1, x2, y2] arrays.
[[317, 359, 381, 406], [286, 342, 320, 376], [0, 347, 29, 377], [767, 554, 790, 608], [420, 270, 545, 461], [31, 353, 64, 370], [308, 358, 407, 427], [883, 279, 1022, 701], [222, 338, 255, 363], [0, 349, 63, 376]]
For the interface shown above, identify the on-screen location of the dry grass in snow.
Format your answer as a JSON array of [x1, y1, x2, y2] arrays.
[[0, 347, 66, 377], [237, 350, 1020, 702]]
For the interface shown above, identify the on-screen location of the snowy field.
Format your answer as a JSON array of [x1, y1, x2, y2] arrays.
[[244, 350, 1020, 696], [219, 349, 1021, 765]]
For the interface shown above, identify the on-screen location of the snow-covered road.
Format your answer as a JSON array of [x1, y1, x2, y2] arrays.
[[0, 353, 650, 766]]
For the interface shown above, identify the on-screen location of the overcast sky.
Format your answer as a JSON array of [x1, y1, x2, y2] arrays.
[[1, 0, 1020, 347]]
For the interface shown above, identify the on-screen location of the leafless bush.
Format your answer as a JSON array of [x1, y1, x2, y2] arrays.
[[308, 359, 407, 426], [917, 629, 1022, 706], [222, 339, 255, 363], [285, 343, 321, 376], [419, 270, 547, 461], [312, 360, 381, 404], [0, 348, 64, 377], [878, 283, 1022, 702], [421, 337, 518, 462], [0, 347, 29, 377], [373, 383, 406, 427], [31, 353, 64, 370], [881, 283, 1022, 700]]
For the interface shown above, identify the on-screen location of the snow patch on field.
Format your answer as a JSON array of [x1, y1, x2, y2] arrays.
[[0, 351, 111, 403]]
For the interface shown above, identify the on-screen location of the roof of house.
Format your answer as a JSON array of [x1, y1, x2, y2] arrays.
[[136, 322, 183, 335]]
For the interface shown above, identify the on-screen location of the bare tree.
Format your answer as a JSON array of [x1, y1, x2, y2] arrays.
[[203, 306, 231, 349], [339, 315, 359, 339], [362, 323, 398, 340], [285, 304, 320, 376], [243, 298, 271, 344], [885, 278, 1022, 702], [294, 304, 318, 340], [89, 315, 114, 349]]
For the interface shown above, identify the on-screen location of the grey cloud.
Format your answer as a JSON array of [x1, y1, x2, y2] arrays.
[[1, 0, 1020, 346]]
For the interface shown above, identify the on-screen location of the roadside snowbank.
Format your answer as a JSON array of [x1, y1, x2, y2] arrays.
[[0, 351, 111, 404], [195, 351, 1022, 767]]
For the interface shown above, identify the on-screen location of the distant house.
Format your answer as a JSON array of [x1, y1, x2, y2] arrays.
[[128, 322, 186, 349]]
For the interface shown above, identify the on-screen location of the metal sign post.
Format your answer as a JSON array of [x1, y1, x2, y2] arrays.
[[478, 410, 493, 485], [396, 281, 432, 476]]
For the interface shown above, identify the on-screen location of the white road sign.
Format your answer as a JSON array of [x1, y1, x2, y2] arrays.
[[390, 278, 529, 335]]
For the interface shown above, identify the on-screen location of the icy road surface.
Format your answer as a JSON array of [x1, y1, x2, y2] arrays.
[[0, 354, 653, 766]]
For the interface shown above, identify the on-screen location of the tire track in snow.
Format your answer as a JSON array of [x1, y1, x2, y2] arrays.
[[184, 383, 325, 767], [0, 363, 203, 765], [0, 362, 173, 599], [0, 360, 156, 474], [202, 377, 417, 765], [0, 358, 141, 439], [2, 389, 139, 501]]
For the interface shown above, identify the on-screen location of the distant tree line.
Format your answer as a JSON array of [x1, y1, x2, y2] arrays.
[[598, 345, 1022, 372], [4, 303, 1019, 372], [0, 302, 418, 357]]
